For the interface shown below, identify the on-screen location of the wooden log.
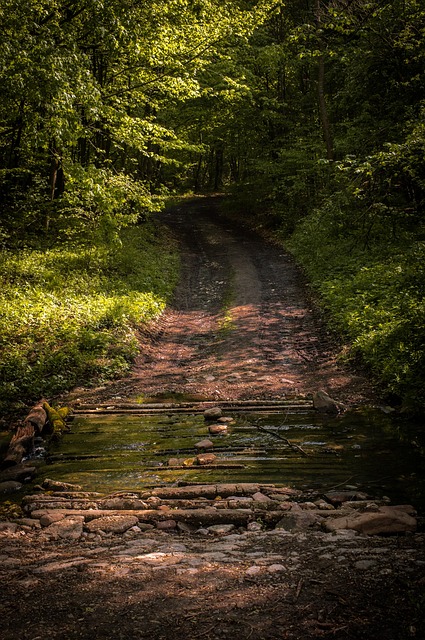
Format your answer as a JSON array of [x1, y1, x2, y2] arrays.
[[1, 422, 35, 468], [144, 483, 264, 500], [26, 401, 48, 433], [28, 507, 287, 527], [1, 400, 48, 468]]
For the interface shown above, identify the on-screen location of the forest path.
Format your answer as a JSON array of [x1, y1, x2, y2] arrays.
[[72, 197, 373, 406]]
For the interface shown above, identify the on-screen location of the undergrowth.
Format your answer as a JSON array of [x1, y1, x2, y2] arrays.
[[0, 223, 179, 412], [287, 211, 425, 411]]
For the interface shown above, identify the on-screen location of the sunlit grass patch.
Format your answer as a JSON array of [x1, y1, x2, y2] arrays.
[[0, 224, 179, 410]]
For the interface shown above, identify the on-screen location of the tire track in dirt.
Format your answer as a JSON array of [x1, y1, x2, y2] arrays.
[[71, 197, 374, 405]]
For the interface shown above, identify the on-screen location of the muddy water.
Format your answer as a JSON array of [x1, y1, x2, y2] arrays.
[[37, 408, 425, 509]]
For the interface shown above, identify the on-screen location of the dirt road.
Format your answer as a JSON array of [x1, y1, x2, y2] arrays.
[[76, 196, 373, 405]]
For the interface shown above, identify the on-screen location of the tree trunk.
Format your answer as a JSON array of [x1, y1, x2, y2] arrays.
[[317, 54, 334, 160]]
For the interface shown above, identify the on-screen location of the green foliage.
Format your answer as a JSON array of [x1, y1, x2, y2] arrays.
[[0, 224, 179, 410], [288, 205, 425, 410]]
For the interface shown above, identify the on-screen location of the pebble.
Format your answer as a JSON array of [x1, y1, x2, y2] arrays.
[[267, 564, 286, 573], [207, 524, 235, 535]]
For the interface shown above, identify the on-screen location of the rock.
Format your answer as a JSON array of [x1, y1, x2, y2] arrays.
[[322, 506, 417, 535], [217, 417, 235, 424], [252, 492, 273, 502], [275, 504, 321, 532], [247, 522, 263, 531], [177, 521, 197, 534], [85, 515, 139, 534], [324, 491, 369, 506], [138, 523, 155, 532], [40, 512, 66, 527], [156, 520, 177, 531], [313, 390, 345, 414], [0, 465, 36, 483], [42, 479, 82, 492], [0, 481, 22, 494], [44, 516, 84, 540], [245, 566, 262, 576], [208, 424, 228, 435], [268, 564, 286, 573], [204, 407, 223, 420], [207, 524, 235, 535], [196, 453, 217, 465], [195, 439, 214, 450]]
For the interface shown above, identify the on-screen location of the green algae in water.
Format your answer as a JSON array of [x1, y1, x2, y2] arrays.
[[38, 409, 425, 509]]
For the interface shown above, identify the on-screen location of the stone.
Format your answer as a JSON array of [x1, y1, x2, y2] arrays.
[[196, 453, 217, 465], [207, 524, 235, 535], [268, 564, 286, 573], [247, 522, 263, 532], [275, 504, 321, 532], [168, 458, 181, 467], [208, 424, 228, 435], [44, 516, 84, 540], [324, 491, 369, 506], [195, 439, 214, 450], [322, 506, 417, 535], [0, 481, 22, 494], [218, 417, 235, 424], [156, 520, 177, 531], [252, 492, 273, 502], [40, 512, 66, 527], [204, 407, 223, 420], [85, 515, 139, 534], [313, 390, 345, 414], [177, 521, 197, 534], [138, 523, 155, 532], [245, 566, 262, 576]]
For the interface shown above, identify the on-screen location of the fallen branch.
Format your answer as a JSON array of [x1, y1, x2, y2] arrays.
[[256, 425, 309, 457]]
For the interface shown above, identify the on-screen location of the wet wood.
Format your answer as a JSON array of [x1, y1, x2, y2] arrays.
[[28, 507, 287, 527], [1, 400, 48, 468]]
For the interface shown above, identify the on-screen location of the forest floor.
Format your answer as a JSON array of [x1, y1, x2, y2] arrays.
[[2, 198, 424, 640]]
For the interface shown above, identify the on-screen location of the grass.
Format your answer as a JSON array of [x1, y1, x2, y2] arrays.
[[0, 222, 179, 412]]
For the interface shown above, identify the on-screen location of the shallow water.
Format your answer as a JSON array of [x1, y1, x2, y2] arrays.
[[35, 407, 425, 509]]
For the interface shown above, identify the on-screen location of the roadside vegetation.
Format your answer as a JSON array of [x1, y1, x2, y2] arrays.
[[0, 224, 179, 412]]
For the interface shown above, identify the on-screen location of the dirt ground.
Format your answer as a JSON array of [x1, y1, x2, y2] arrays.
[[66, 196, 375, 407], [3, 197, 423, 640]]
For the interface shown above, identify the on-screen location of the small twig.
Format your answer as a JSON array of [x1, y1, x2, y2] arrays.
[[295, 578, 304, 601], [256, 425, 310, 457], [325, 476, 356, 491], [193, 623, 220, 638]]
